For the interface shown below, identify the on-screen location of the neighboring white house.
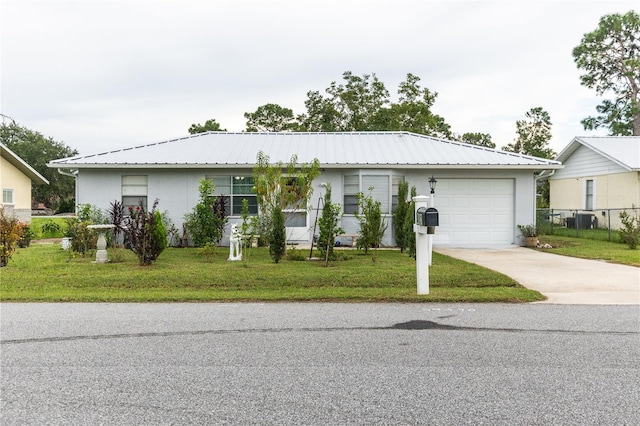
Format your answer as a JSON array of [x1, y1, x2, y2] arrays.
[[1, 142, 49, 223], [547, 136, 640, 229], [48, 131, 561, 248]]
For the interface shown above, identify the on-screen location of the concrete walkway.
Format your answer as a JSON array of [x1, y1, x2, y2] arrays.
[[437, 247, 640, 305]]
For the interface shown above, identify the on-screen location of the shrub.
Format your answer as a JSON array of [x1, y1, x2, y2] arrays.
[[64, 203, 107, 256], [108, 200, 126, 247], [354, 188, 388, 256], [64, 218, 96, 256], [393, 180, 410, 252], [269, 205, 286, 263], [40, 220, 62, 238], [317, 184, 343, 262], [285, 246, 307, 261], [17, 223, 32, 248], [123, 200, 167, 266], [184, 178, 227, 247], [0, 208, 23, 267], [619, 210, 640, 249], [402, 186, 417, 258]]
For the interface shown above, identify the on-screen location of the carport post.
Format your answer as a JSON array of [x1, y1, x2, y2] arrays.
[[413, 195, 430, 295]]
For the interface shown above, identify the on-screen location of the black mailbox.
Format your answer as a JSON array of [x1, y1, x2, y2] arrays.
[[425, 207, 439, 227], [416, 207, 428, 226]]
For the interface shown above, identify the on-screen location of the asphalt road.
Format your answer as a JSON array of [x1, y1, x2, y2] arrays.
[[1, 303, 639, 425]]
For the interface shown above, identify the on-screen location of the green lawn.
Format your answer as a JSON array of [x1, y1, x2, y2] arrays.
[[538, 235, 640, 267], [0, 243, 543, 303]]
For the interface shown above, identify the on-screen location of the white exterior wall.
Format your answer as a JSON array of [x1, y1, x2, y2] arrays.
[[1, 156, 34, 222], [553, 145, 627, 179], [76, 167, 538, 248]]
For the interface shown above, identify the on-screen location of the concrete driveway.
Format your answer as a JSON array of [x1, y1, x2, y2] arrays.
[[437, 247, 640, 305]]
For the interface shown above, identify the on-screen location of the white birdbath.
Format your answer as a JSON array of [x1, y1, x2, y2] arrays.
[[87, 224, 115, 263]]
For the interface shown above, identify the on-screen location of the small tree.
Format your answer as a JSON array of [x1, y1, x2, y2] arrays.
[[393, 180, 410, 252], [355, 187, 388, 258], [123, 199, 167, 265], [0, 208, 23, 267], [619, 210, 640, 249], [317, 184, 344, 263], [269, 204, 286, 263], [402, 186, 417, 258], [184, 178, 227, 247], [253, 151, 321, 245]]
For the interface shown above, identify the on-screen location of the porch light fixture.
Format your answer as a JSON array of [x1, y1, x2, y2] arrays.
[[429, 175, 437, 194]]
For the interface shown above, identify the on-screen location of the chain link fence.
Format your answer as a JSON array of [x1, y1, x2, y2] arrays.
[[536, 207, 640, 242]]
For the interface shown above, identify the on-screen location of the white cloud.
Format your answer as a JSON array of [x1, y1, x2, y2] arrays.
[[0, 0, 632, 154]]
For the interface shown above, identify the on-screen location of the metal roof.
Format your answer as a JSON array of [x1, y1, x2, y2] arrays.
[[48, 132, 562, 170], [555, 136, 640, 171], [1, 142, 49, 185]]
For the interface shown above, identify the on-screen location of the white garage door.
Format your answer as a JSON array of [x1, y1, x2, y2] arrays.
[[433, 179, 515, 246]]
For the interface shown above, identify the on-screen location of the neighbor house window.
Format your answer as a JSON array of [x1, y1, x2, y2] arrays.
[[122, 175, 148, 212], [343, 174, 402, 215], [2, 189, 14, 204], [584, 179, 595, 210], [210, 176, 258, 216]]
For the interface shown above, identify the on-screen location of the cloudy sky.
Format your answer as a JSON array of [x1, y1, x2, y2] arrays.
[[1, 0, 634, 156]]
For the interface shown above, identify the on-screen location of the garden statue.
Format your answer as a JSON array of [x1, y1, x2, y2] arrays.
[[228, 224, 242, 261]]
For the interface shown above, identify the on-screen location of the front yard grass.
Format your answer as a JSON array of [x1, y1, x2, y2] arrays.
[[0, 243, 544, 303], [537, 235, 640, 267]]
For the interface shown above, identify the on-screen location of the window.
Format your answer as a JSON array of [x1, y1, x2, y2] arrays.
[[343, 175, 359, 214], [584, 179, 595, 210], [343, 174, 401, 215], [281, 176, 307, 227], [210, 176, 257, 216], [2, 189, 14, 204], [122, 175, 147, 212]]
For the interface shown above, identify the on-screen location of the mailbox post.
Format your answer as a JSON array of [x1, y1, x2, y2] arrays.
[[413, 195, 430, 295]]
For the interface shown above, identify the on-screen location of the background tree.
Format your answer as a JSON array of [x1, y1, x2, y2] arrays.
[[372, 73, 452, 138], [459, 132, 496, 148], [502, 107, 556, 159], [244, 103, 298, 132], [503, 107, 556, 208], [573, 10, 640, 135], [298, 71, 389, 131], [0, 122, 77, 211], [188, 119, 227, 134]]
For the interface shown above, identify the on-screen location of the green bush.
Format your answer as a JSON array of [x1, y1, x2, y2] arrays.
[[17, 223, 32, 248], [269, 205, 286, 263], [123, 200, 167, 266], [40, 220, 63, 238], [184, 178, 227, 247], [393, 180, 410, 252], [1, 208, 23, 267], [317, 184, 343, 262], [619, 210, 640, 249], [355, 188, 388, 256]]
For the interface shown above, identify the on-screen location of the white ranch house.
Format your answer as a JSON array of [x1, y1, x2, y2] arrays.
[[48, 132, 561, 248]]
